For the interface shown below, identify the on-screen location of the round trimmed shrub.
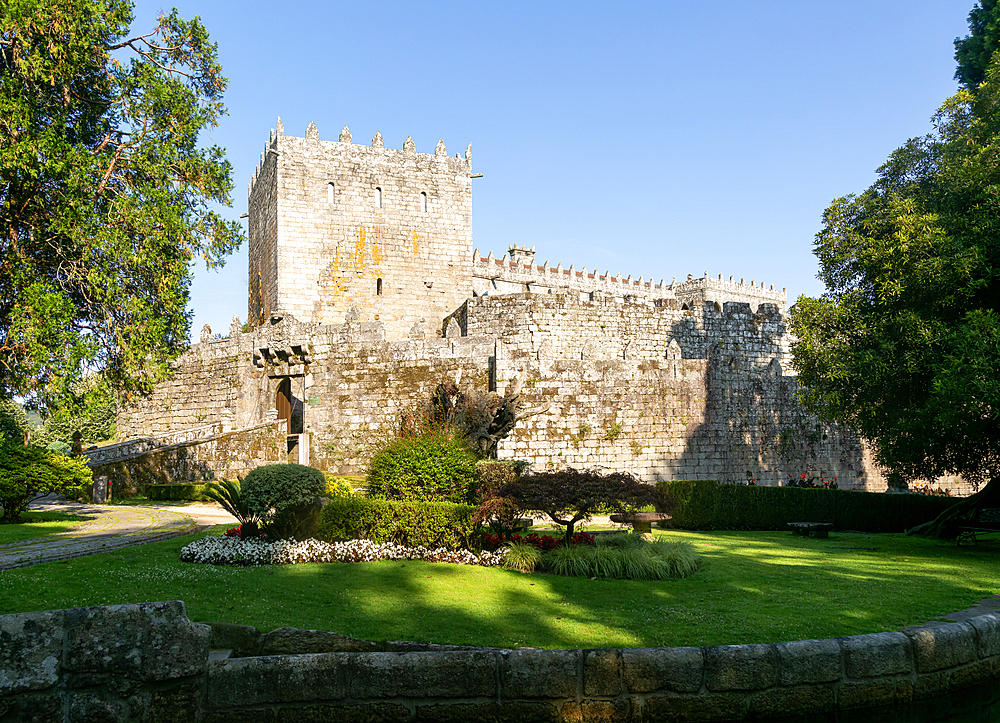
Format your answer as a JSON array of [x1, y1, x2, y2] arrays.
[[241, 463, 327, 540], [366, 432, 477, 504]]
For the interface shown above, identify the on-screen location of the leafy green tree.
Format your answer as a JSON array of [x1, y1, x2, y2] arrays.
[[32, 375, 116, 447], [790, 59, 1000, 535], [0, 0, 242, 406], [955, 0, 1000, 91], [0, 444, 92, 521], [476, 468, 658, 543], [0, 399, 29, 444]]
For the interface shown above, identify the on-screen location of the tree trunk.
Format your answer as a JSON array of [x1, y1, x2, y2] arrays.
[[913, 475, 999, 538]]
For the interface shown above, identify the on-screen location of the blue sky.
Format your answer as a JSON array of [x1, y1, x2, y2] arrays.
[[129, 0, 977, 338]]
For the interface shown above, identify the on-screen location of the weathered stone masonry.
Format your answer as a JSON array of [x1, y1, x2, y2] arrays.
[[114, 120, 890, 489], [3, 601, 999, 722]]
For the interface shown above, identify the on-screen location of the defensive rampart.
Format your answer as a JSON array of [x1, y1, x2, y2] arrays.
[[112, 291, 878, 486], [2, 601, 998, 722]]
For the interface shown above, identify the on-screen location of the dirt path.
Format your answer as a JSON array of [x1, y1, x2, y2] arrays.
[[0, 499, 238, 570]]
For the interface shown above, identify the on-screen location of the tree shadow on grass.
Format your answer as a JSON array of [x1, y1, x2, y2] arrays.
[[2, 529, 996, 650]]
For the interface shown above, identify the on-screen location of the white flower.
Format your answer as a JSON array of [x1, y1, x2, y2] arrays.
[[180, 537, 508, 568]]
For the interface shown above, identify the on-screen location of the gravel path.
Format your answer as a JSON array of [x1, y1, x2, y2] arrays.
[[0, 498, 238, 570]]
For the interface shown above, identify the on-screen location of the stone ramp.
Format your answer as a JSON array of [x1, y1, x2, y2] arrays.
[[0, 502, 208, 570]]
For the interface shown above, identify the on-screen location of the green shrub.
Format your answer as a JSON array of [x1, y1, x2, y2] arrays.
[[366, 432, 477, 504], [0, 444, 92, 521], [146, 483, 210, 501], [540, 535, 700, 580], [657, 480, 962, 532], [241, 464, 327, 540], [323, 474, 358, 498], [502, 542, 542, 572], [318, 496, 479, 550]]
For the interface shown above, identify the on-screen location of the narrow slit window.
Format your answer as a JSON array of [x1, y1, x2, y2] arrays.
[[376, 278, 382, 295], [327, 182, 335, 203], [420, 192, 427, 213], [376, 187, 382, 208]]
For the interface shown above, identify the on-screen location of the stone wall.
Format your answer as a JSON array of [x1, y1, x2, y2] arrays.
[[2, 601, 998, 722], [475, 293, 869, 487], [90, 423, 286, 497], [115, 293, 876, 487]]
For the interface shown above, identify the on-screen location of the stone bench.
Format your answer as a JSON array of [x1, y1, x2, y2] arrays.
[[788, 522, 834, 539], [608, 512, 672, 535]]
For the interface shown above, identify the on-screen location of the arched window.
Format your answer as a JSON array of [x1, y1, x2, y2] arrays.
[[376, 187, 382, 208], [420, 192, 427, 212], [376, 278, 383, 296], [327, 182, 335, 203]]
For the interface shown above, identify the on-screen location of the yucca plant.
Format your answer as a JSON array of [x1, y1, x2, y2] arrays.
[[204, 478, 264, 535]]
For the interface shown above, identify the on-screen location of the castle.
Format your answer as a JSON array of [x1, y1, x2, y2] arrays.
[[110, 120, 893, 490]]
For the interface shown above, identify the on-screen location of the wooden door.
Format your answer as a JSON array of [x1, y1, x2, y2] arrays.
[[275, 378, 292, 431]]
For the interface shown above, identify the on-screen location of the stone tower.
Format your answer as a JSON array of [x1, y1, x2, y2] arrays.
[[248, 120, 474, 339]]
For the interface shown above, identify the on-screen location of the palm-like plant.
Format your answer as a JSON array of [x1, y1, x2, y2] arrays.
[[204, 478, 263, 534]]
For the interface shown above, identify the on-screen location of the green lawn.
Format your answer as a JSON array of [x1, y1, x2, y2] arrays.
[[1, 527, 997, 649], [0, 511, 81, 542]]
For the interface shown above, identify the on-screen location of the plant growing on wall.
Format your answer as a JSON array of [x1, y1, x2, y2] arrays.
[[427, 380, 548, 458]]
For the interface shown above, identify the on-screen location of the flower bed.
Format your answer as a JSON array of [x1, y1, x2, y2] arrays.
[[180, 535, 507, 567]]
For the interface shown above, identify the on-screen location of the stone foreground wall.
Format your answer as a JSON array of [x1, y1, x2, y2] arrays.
[[1, 601, 998, 722]]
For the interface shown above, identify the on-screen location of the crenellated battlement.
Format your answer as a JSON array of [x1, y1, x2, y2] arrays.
[[248, 117, 471, 199], [471, 248, 677, 300], [470, 250, 787, 312]]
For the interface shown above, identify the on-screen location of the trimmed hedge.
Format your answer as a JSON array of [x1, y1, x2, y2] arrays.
[[317, 497, 479, 550], [657, 480, 962, 533], [146, 483, 210, 501]]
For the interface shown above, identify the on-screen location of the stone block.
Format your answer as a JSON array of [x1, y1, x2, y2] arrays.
[[66, 692, 129, 723], [704, 644, 777, 691], [578, 697, 633, 722], [775, 638, 841, 685], [499, 649, 579, 699], [204, 621, 262, 658], [140, 683, 203, 723], [838, 679, 913, 709], [2, 694, 62, 723], [272, 703, 411, 723], [415, 701, 560, 722], [0, 609, 64, 694], [906, 622, 976, 672], [841, 632, 912, 679], [749, 685, 835, 718], [969, 613, 1000, 658], [642, 692, 747, 722], [583, 649, 621, 696], [258, 627, 380, 655], [621, 647, 702, 693], [947, 657, 1000, 691], [352, 651, 496, 699], [206, 653, 350, 708]]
